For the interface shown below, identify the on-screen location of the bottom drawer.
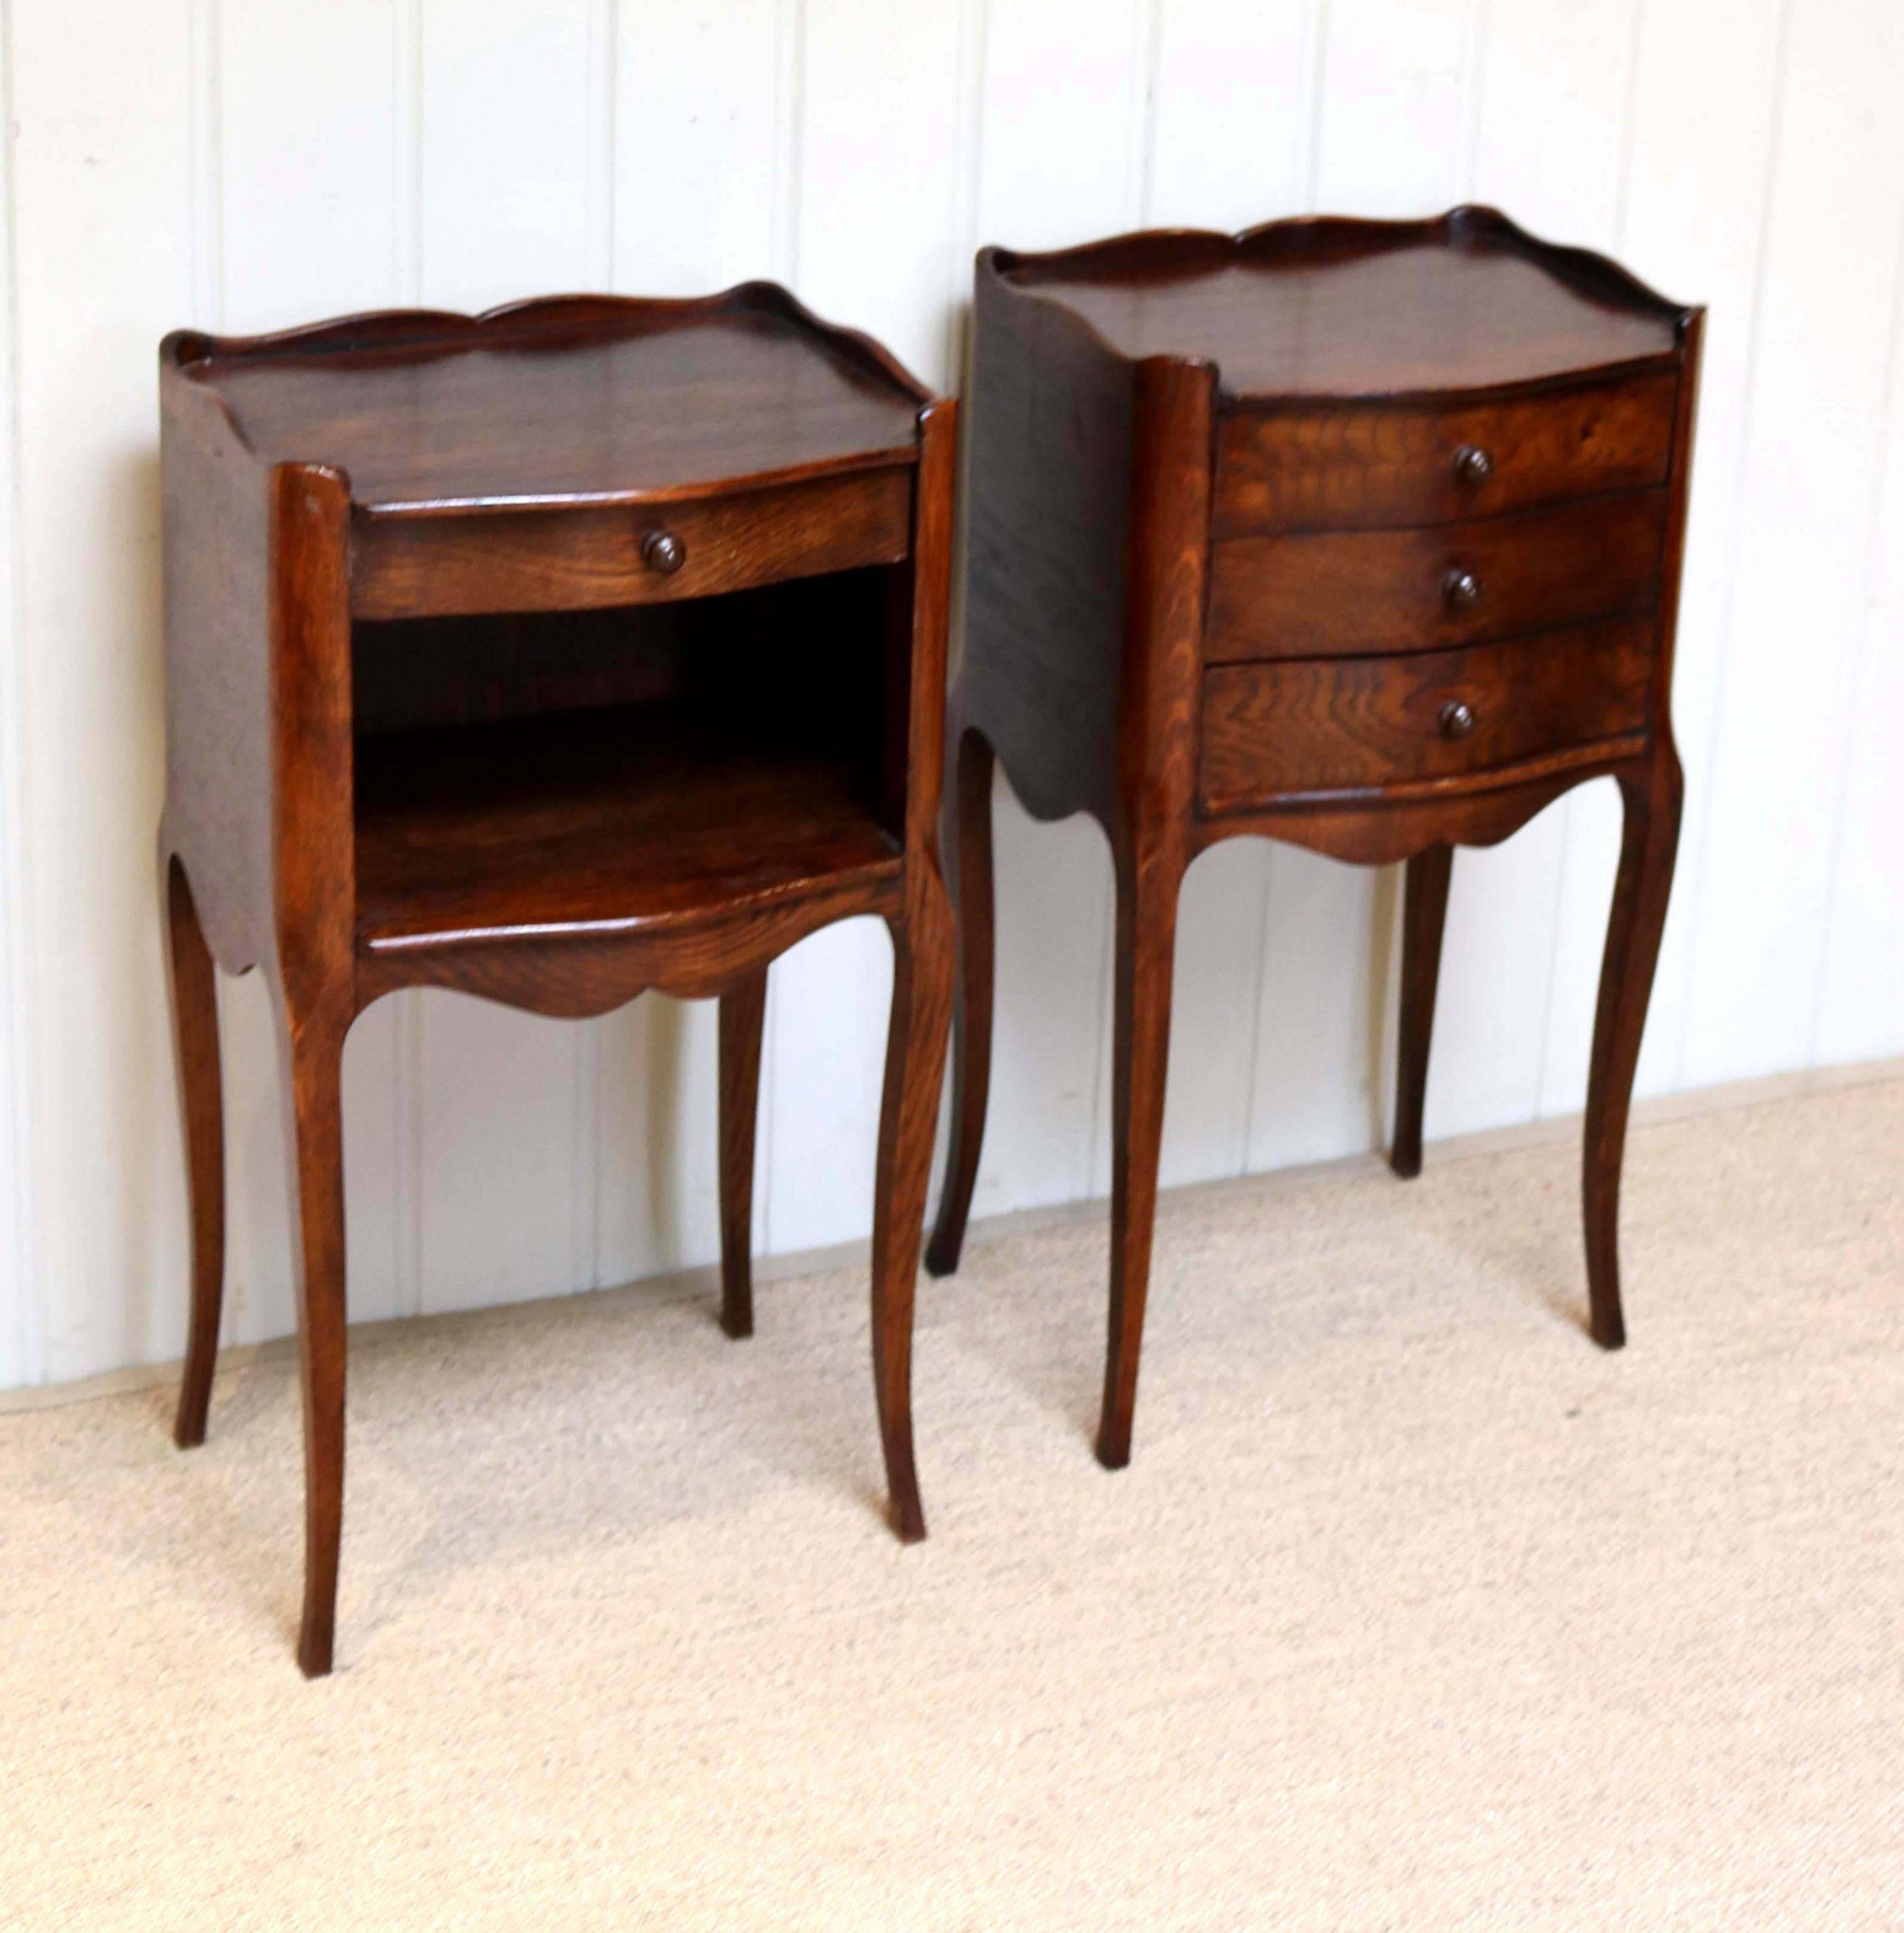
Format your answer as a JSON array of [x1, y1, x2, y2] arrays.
[[1197, 617, 1654, 815]]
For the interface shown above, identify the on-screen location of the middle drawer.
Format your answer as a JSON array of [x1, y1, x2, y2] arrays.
[[1206, 490, 1666, 664]]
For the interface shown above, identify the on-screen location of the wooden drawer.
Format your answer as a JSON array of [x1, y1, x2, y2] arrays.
[[1197, 617, 1654, 815], [1206, 490, 1665, 664], [350, 465, 913, 621], [1214, 370, 1677, 538]]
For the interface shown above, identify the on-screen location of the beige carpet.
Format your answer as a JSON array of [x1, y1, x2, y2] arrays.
[[2, 1079, 1900, 1929]]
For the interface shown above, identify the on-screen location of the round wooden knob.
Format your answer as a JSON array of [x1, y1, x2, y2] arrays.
[[1438, 699, 1476, 740], [1442, 567, 1481, 611], [1453, 444, 1493, 484], [642, 529, 686, 574]]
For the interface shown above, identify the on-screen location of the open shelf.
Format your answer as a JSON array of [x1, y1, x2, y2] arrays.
[[354, 707, 900, 951], [349, 567, 908, 954]]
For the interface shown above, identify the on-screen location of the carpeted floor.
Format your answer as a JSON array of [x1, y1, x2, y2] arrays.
[[1, 1077, 1900, 1929]]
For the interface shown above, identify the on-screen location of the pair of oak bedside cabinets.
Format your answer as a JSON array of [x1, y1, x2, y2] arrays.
[[159, 205, 1701, 1673]]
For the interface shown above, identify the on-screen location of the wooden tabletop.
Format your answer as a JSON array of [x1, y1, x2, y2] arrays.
[[998, 209, 1683, 399], [173, 287, 928, 515]]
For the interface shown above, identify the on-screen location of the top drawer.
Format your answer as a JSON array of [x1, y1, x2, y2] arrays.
[[1214, 370, 1678, 538], [351, 465, 914, 622]]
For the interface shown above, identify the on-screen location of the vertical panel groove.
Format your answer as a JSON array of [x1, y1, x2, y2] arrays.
[[946, 0, 988, 389], [1302, 0, 1331, 205], [591, 0, 617, 288], [0, 0, 43, 1385], [1668, 0, 1793, 1088], [3, 0, 1903, 1387], [393, 0, 422, 305], [772, 0, 805, 283], [1609, 0, 1646, 249], [755, 0, 809, 1248], [188, 0, 222, 325], [1081, 0, 1156, 1197], [1134, 0, 1164, 227], [1240, 0, 1334, 1177], [1460, 0, 1492, 198], [395, 0, 425, 1313], [571, 0, 623, 1292], [1807, 184, 1904, 1060], [187, 0, 224, 1348], [1527, 0, 1649, 1120]]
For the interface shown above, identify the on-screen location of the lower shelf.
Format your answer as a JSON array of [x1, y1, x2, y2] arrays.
[[353, 708, 903, 952]]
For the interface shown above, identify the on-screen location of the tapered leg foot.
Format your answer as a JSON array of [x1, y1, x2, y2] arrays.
[[925, 727, 995, 1279], [1583, 749, 1683, 1352], [164, 854, 227, 1450], [717, 969, 768, 1340], [1095, 845, 1181, 1473], [278, 1000, 350, 1677], [871, 872, 955, 1542], [1389, 845, 1453, 1181]]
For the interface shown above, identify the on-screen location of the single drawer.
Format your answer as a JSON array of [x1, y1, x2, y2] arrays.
[[1197, 617, 1654, 815], [1214, 370, 1677, 538], [350, 465, 914, 621], [1206, 489, 1665, 664]]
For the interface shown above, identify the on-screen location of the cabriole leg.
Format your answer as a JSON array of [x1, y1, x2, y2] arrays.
[[925, 726, 996, 1278], [717, 969, 768, 1338], [1583, 749, 1683, 1349], [277, 999, 350, 1677], [1096, 842, 1182, 1472], [870, 874, 955, 1541], [164, 853, 226, 1450], [1390, 844, 1454, 1181]]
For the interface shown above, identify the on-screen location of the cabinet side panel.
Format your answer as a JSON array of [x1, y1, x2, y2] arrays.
[[160, 369, 274, 977], [960, 271, 1134, 827]]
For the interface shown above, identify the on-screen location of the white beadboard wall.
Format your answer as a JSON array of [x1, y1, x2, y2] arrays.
[[1, 0, 1901, 1389]]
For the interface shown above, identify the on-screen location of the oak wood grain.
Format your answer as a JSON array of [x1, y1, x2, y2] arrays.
[[352, 707, 903, 952], [1215, 370, 1676, 536], [1097, 358, 1214, 1472], [1207, 490, 1666, 661], [1198, 618, 1656, 812], [173, 287, 927, 514], [159, 293, 954, 1674], [1002, 207, 1681, 399], [351, 467, 912, 621], [936, 208, 1702, 1471]]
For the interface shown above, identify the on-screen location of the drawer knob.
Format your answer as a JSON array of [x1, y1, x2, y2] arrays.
[[1453, 444, 1493, 484], [1442, 567, 1481, 611], [1438, 699, 1476, 740], [642, 529, 687, 574]]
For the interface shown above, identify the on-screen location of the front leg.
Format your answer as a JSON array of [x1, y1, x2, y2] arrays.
[[1583, 746, 1683, 1348], [1390, 845, 1454, 1181], [869, 871, 955, 1542], [1096, 839, 1183, 1472], [717, 969, 768, 1339], [277, 997, 350, 1677]]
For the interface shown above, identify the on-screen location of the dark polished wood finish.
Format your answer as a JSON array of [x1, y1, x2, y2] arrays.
[[930, 205, 1701, 1465], [1206, 490, 1666, 661], [1389, 846, 1454, 1182], [718, 969, 768, 1340], [160, 287, 955, 1673]]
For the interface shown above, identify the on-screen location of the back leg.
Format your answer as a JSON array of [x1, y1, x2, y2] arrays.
[[925, 726, 996, 1277], [164, 853, 226, 1448], [1389, 846, 1453, 1181]]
